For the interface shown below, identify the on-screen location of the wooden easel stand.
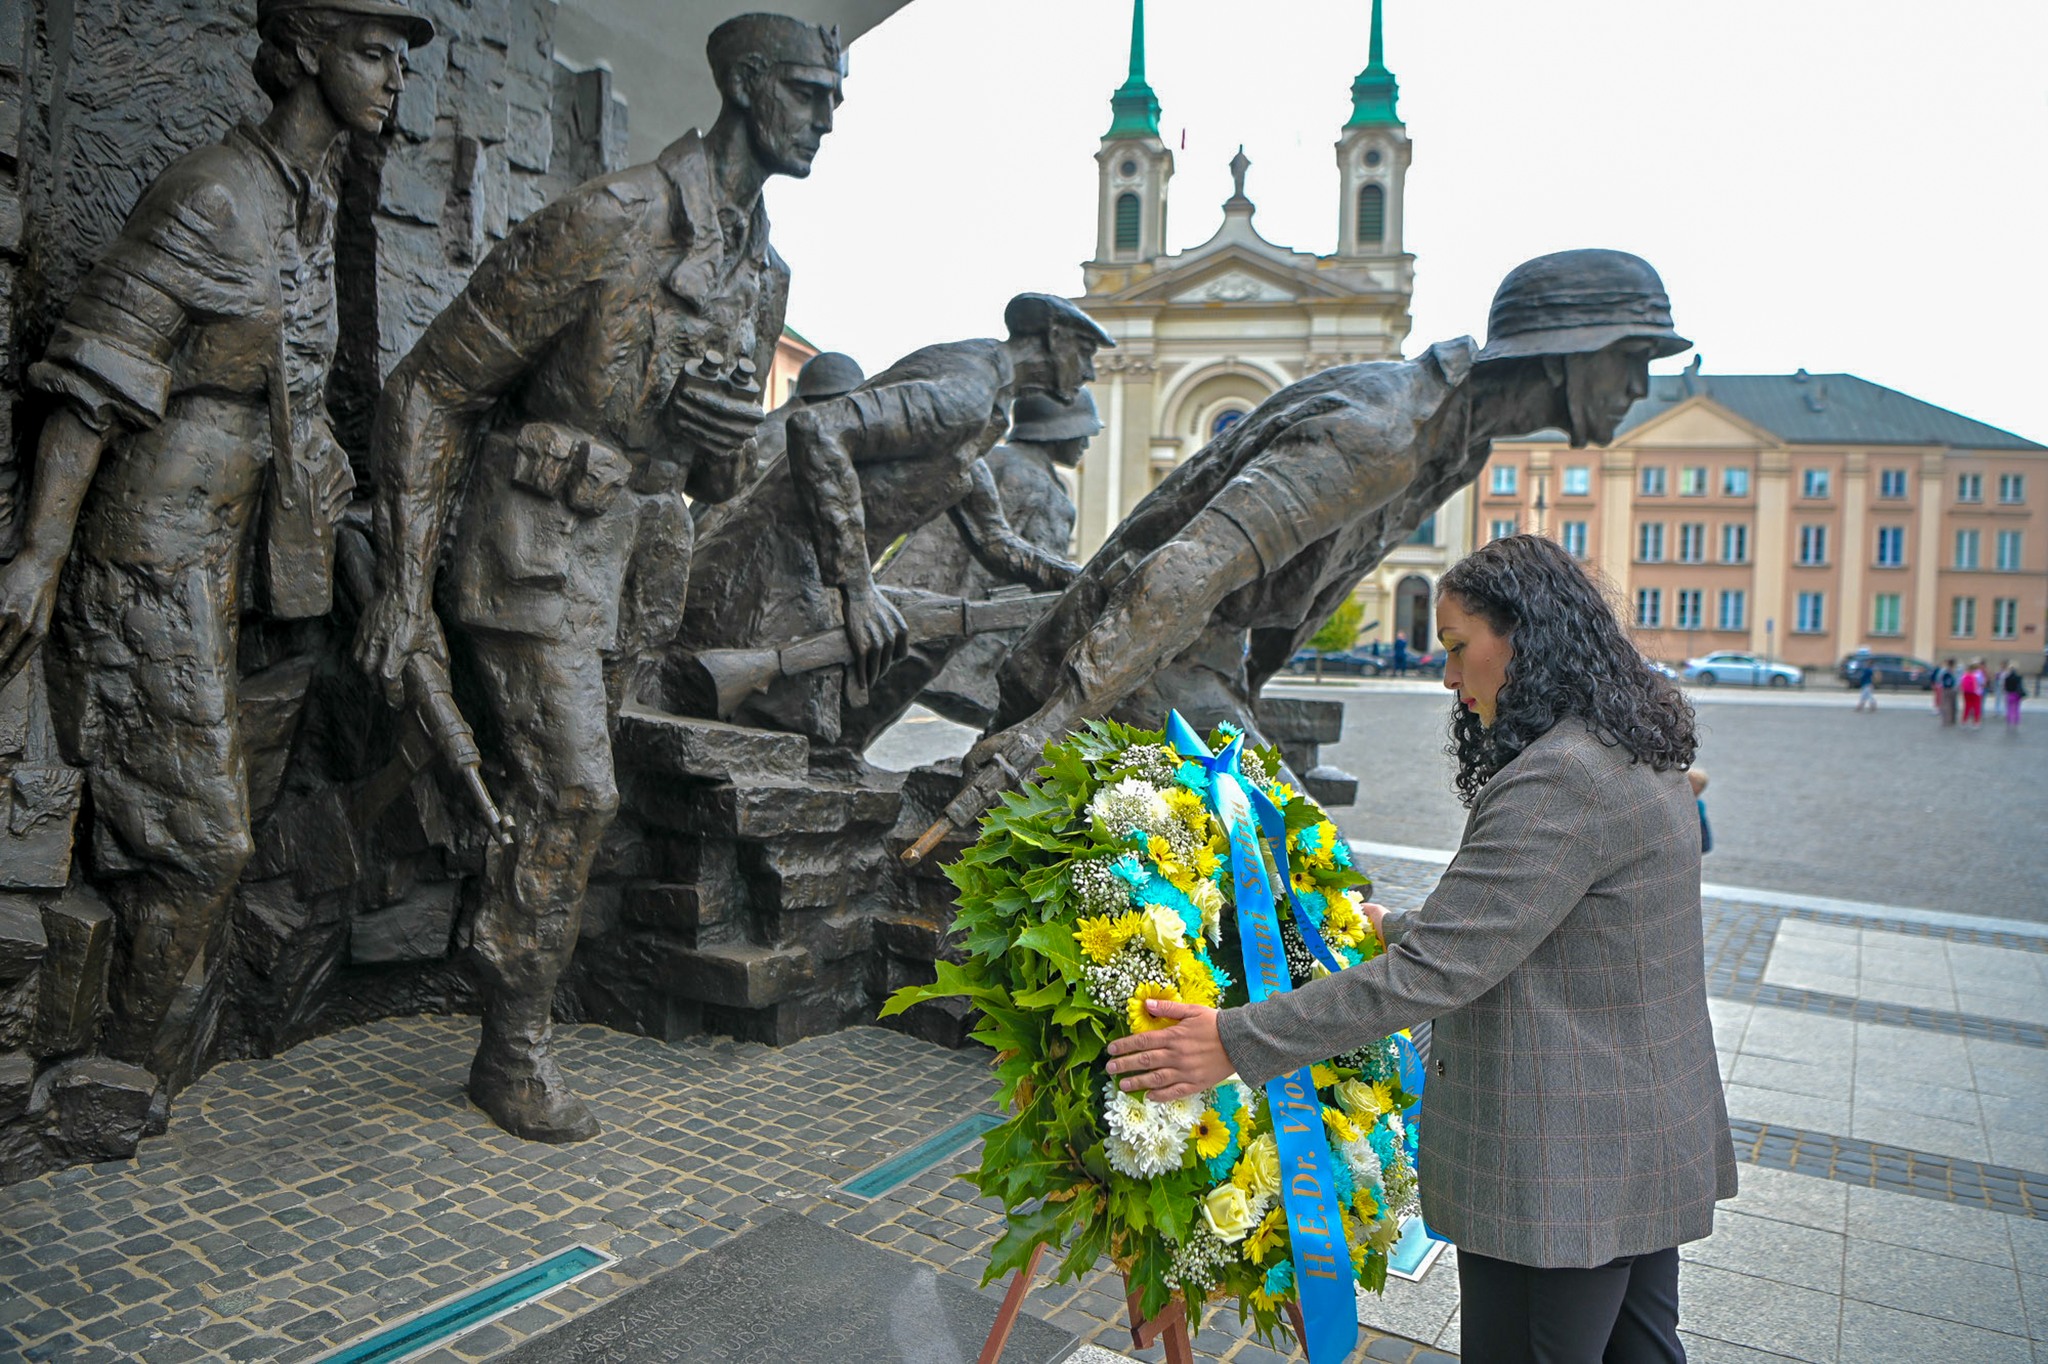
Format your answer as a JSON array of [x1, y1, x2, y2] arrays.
[[976, 1244, 1309, 1364]]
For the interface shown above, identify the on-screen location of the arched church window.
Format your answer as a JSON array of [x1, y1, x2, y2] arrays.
[[1356, 183, 1385, 249], [1114, 193, 1141, 253], [1211, 408, 1246, 437]]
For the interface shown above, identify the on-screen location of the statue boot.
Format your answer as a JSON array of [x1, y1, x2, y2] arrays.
[[467, 993, 600, 1144]]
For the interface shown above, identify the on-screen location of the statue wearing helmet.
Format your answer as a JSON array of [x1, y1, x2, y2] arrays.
[[937, 250, 1690, 834], [674, 294, 1112, 750], [855, 389, 1103, 742]]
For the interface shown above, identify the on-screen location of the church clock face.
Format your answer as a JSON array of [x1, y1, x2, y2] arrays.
[[1120, 159, 1139, 178], [1364, 148, 1383, 168]]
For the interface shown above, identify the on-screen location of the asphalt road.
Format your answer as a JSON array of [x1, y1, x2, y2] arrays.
[[1276, 681, 2048, 924], [866, 680, 2048, 925]]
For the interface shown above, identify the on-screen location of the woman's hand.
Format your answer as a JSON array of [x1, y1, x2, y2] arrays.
[[1104, 999, 1233, 1102], [1362, 901, 1388, 939]]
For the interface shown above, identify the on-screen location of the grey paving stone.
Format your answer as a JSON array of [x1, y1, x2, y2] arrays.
[[1842, 1241, 2027, 1333], [1677, 1262, 1841, 1362], [1681, 1209, 1846, 1295], [1844, 1183, 2016, 1267], [1837, 1300, 2031, 1363]]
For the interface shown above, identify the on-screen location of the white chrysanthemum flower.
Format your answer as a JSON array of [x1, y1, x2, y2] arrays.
[[1105, 1133, 1148, 1178], [1089, 777, 1171, 836], [1343, 1137, 1382, 1188], [1138, 1125, 1189, 1174]]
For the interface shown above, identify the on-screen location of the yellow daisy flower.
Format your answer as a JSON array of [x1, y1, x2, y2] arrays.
[[1353, 1187, 1380, 1222], [1323, 1105, 1360, 1145], [1146, 834, 1172, 863], [1310, 1063, 1340, 1089], [1192, 1108, 1230, 1159], [1242, 1205, 1285, 1263], [1109, 911, 1147, 945], [1126, 981, 1181, 1033], [1074, 916, 1123, 965], [1193, 846, 1220, 879]]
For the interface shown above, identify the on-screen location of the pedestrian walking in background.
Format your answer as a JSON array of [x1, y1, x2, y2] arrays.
[[1853, 658, 1877, 712], [1392, 631, 1410, 677], [1689, 767, 1714, 852], [2003, 662, 2025, 729], [1961, 661, 1987, 728], [1937, 658, 1959, 725]]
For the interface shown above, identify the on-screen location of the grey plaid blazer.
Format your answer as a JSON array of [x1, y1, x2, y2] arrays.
[[1218, 720, 1738, 1268]]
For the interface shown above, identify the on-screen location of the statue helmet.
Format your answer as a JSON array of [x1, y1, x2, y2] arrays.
[[1009, 390, 1102, 443], [257, 0, 434, 47], [1474, 250, 1690, 364], [794, 351, 864, 401], [1002, 293, 1116, 351]]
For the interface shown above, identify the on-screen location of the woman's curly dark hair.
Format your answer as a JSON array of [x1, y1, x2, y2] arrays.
[[1439, 533, 1695, 805]]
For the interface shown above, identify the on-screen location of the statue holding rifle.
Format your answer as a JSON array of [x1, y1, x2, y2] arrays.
[[675, 293, 1110, 754], [354, 13, 844, 1142]]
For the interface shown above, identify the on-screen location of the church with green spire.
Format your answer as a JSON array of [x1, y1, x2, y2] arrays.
[[1071, 0, 1449, 630]]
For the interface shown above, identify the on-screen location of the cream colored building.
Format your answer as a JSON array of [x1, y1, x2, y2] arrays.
[[1480, 363, 2048, 671], [1071, 0, 1468, 650]]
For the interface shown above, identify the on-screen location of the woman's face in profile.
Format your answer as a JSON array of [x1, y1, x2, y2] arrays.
[[1439, 593, 1512, 727]]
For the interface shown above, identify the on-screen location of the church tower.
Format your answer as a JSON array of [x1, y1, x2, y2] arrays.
[[1334, 0, 1411, 263], [1091, 0, 1173, 267]]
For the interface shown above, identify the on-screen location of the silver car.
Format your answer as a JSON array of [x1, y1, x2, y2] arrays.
[[1681, 651, 1805, 687]]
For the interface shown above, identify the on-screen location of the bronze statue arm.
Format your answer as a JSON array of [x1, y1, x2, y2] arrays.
[[0, 409, 114, 682], [953, 458, 1078, 592], [784, 401, 906, 691]]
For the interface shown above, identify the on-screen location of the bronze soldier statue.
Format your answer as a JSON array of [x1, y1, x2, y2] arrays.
[[353, 14, 844, 1142], [702, 349, 866, 516], [858, 389, 1099, 743], [0, 0, 434, 1075], [676, 294, 1111, 753], [923, 250, 1691, 845]]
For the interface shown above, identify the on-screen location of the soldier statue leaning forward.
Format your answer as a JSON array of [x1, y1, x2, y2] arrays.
[[354, 14, 845, 1142], [0, 0, 435, 1083], [915, 250, 1693, 847], [676, 294, 1112, 755]]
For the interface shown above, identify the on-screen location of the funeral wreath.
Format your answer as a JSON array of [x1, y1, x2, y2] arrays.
[[883, 718, 1421, 1344]]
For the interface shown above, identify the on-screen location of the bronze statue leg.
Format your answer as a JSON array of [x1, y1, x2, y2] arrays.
[[50, 558, 253, 1075], [458, 631, 619, 1143]]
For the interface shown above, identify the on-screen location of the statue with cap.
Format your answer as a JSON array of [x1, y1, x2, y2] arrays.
[[351, 13, 843, 1142], [858, 388, 1102, 742], [916, 249, 1690, 849], [0, 0, 433, 1083], [672, 293, 1110, 755]]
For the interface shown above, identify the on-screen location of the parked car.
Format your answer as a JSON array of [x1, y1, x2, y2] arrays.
[[1645, 659, 1681, 681], [1284, 648, 1382, 678], [1836, 651, 1935, 690], [1681, 652, 1804, 687], [1407, 649, 1446, 677]]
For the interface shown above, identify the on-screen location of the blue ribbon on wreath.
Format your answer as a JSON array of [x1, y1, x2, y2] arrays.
[[1165, 712, 1357, 1364]]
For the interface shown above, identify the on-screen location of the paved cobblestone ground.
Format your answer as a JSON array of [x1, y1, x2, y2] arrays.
[[4, 709, 2040, 1364], [0, 1015, 1444, 1364]]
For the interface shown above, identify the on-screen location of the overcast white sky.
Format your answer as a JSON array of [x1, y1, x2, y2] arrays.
[[760, 0, 2047, 444]]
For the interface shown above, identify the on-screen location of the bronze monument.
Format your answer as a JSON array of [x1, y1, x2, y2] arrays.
[[352, 13, 844, 1141]]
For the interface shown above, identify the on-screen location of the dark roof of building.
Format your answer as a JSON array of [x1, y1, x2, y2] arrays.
[[1502, 367, 2043, 451]]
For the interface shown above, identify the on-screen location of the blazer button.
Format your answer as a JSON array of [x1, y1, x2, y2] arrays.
[[1434, 1059, 1445, 1076]]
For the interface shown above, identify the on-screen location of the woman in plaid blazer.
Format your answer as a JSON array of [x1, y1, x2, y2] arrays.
[[1110, 533, 1736, 1362]]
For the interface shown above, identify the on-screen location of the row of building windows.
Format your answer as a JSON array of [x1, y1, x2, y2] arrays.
[[1488, 518, 2027, 572], [1487, 464, 2025, 504], [1632, 588, 2024, 639]]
